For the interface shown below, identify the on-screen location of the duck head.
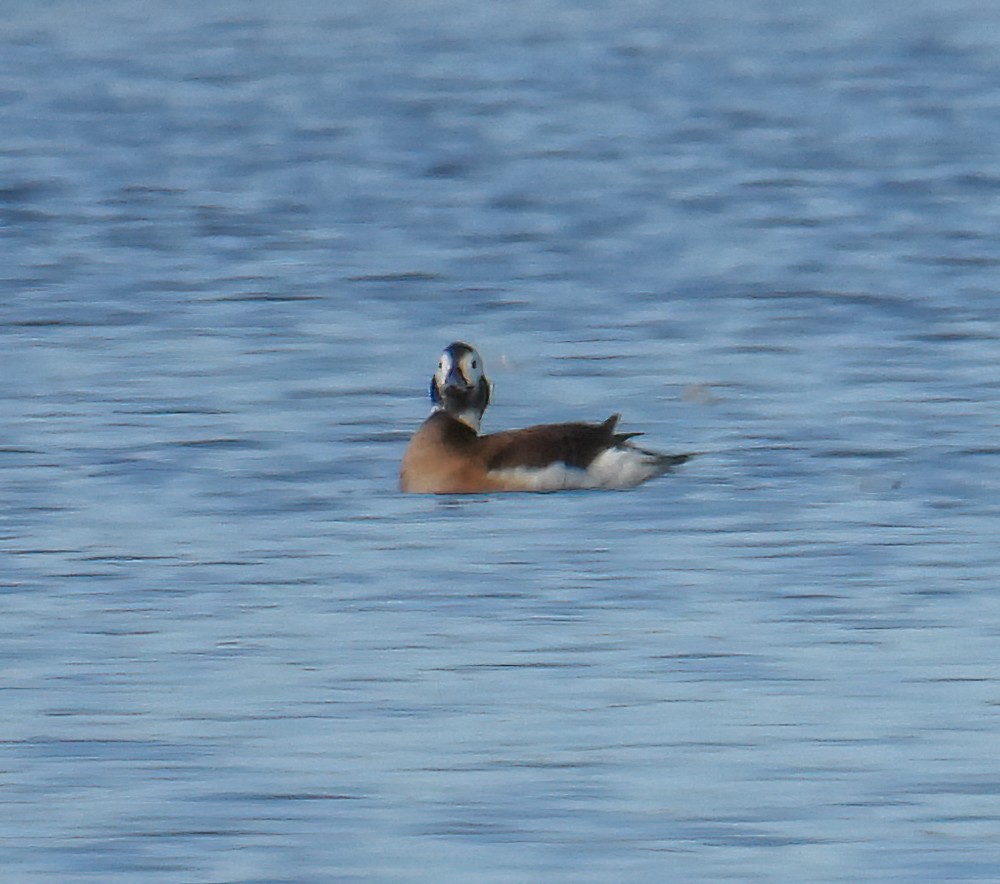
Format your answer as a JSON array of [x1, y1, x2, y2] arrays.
[[429, 341, 491, 432]]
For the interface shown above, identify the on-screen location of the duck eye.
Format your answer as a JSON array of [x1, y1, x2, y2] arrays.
[[471, 360, 477, 370]]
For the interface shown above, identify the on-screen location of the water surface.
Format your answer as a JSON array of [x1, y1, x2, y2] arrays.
[[3, 1, 1000, 881]]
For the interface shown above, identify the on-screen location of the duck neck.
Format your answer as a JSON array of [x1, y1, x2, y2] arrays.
[[434, 405, 482, 433]]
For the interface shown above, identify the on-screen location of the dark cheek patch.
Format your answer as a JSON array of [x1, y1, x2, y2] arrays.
[[477, 377, 491, 410]]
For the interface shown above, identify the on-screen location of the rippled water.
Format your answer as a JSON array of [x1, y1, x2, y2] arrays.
[[4, 1, 1000, 881]]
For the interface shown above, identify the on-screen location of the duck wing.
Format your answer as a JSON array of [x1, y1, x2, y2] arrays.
[[480, 414, 638, 471]]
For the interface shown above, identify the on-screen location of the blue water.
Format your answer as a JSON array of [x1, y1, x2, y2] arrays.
[[4, 1, 1000, 881]]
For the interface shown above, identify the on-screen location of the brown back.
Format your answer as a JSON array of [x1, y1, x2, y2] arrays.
[[480, 414, 638, 471]]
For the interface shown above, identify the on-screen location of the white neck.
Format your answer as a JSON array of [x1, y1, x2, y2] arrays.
[[434, 405, 481, 433]]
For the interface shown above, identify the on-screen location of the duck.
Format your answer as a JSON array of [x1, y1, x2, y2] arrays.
[[399, 342, 691, 493]]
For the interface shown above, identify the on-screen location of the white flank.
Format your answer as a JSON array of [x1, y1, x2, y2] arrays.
[[587, 447, 668, 488], [490, 447, 668, 492]]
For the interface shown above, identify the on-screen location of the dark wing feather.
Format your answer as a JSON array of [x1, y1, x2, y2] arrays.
[[481, 414, 630, 471]]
